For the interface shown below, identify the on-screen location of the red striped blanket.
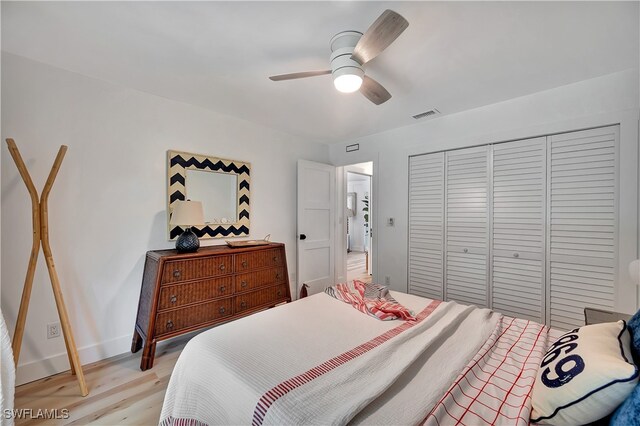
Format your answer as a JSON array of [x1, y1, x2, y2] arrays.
[[324, 280, 416, 321], [422, 316, 554, 426]]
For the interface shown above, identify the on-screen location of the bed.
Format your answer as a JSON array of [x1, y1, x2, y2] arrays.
[[159, 291, 564, 425]]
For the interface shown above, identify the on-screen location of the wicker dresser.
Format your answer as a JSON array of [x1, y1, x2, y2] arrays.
[[132, 243, 291, 370]]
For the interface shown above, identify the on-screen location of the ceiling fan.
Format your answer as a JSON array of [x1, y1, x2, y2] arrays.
[[269, 10, 408, 105]]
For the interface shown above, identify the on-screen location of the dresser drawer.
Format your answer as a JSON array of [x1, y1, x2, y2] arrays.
[[161, 255, 232, 284], [235, 284, 288, 314], [157, 277, 233, 310], [155, 297, 233, 336], [235, 267, 285, 293], [235, 249, 284, 272]]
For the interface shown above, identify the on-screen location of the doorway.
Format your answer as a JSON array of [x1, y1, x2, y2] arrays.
[[345, 163, 373, 284]]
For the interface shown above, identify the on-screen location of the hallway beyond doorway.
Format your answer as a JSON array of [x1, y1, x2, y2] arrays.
[[347, 251, 371, 284]]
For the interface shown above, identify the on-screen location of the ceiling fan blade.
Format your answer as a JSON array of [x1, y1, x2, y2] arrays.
[[360, 75, 391, 105], [351, 10, 409, 65], [269, 70, 331, 81]]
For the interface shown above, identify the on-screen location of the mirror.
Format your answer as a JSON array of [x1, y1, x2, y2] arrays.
[[346, 192, 357, 217], [167, 150, 251, 240], [186, 169, 237, 224]]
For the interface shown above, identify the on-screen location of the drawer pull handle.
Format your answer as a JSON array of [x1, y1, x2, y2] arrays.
[[166, 320, 174, 330], [173, 270, 181, 278], [240, 301, 247, 308], [219, 285, 226, 292], [219, 307, 226, 314], [277, 290, 282, 297], [241, 281, 247, 288], [276, 273, 281, 280], [170, 295, 177, 304], [219, 264, 226, 271], [242, 260, 248, 267], [513, 252, 520, 258], [273, 256, 278, 262], [463, 248, 469, 253]]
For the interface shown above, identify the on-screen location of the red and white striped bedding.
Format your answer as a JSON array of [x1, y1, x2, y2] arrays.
[[423, 316, 560, 426], [324, 280, 416, 321], [160, 292, 556, 426]]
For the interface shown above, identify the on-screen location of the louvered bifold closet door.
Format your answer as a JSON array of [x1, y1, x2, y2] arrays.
[[548, 126, 618, 330], [492, 138, 546, 322], [445, 146, 489, 308], [408, 152, 445, 299]]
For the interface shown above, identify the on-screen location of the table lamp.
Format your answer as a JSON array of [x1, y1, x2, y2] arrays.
[[170, 200, 204, 253]]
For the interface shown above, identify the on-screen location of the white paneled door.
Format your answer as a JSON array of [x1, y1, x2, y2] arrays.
[[445, 146, 489, 308], [408, 152, 445, 299], [548, 127, 618, 330], [492, 137, 546, 322], [297, 160, 335, 297]]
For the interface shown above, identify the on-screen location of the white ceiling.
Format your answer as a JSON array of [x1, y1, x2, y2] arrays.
[[2, 1, 638, 144]]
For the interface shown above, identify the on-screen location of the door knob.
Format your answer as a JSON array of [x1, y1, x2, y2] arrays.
[[300, 234, 307, 240]]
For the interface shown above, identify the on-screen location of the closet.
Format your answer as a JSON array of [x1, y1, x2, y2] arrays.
[[408, 126, 618, 330]]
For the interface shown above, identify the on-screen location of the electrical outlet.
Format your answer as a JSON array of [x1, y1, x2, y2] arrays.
[[47, 322, 61, 339], [385, 276, 391, 285]]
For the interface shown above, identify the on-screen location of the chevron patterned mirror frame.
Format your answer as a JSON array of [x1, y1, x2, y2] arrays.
[[167, 150, 250, 240]]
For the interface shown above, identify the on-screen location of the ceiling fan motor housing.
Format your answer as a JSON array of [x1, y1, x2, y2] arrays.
[[330, 31, 364, 80]]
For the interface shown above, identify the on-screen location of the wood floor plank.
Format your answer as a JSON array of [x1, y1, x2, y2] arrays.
[[347, 251, 372, 283], [15, 334, 194, 426]]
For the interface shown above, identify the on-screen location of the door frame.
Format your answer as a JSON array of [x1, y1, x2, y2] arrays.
[[345, 170, 372, 271], [334, 155, 379, 285]]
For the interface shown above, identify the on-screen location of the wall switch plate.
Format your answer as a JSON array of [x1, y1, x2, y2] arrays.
[[387, 217, 394, 226], [47, 322, 61, 339], [384, 276, 391, 285]]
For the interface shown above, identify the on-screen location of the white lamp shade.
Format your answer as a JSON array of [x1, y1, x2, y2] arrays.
[[629, 259, 640, 285], [170, 200, 204, 226]]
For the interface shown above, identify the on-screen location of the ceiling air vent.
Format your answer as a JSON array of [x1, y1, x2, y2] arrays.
[[412, 109, 440, 120]]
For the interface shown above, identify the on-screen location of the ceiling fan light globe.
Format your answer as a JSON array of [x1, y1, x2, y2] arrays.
[[334, 74, 363, 93]]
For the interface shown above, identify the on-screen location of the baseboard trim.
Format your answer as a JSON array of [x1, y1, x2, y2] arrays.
[[16, 334, 131, 386]]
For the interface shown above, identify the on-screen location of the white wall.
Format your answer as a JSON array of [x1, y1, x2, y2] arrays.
[[1, 53, 329, 384], [330, 69, 640, 313]]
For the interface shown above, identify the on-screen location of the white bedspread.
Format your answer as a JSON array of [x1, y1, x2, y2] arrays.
[[1, 310, 15, 426], [160, 292, 500, 426]]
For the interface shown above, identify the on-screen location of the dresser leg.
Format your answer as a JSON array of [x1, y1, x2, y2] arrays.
[[140, 340, 156, 371], [131, 329, 143, 353]]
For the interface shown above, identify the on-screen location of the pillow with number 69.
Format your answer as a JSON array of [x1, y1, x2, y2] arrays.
[[530, 321, 638, 425]]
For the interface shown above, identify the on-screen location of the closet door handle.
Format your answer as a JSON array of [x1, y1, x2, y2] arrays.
[[300, 234, 307, 240]]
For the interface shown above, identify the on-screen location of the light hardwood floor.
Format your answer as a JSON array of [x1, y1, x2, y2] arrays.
[[14, 333, 194, 425], [347, 251, 372, 284]]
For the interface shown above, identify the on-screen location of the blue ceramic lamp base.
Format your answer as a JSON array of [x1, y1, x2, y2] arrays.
[[175, 227, 200, 253]]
